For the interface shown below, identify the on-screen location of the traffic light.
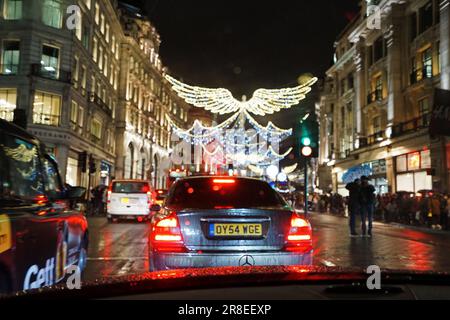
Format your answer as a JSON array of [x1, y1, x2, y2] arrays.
[[89, 154, 96, 173], [79, 151, 88, 173], [297, 113, 319, 158]]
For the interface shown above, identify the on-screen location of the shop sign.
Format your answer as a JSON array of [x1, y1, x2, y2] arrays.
[[430, 88, 450, 136]]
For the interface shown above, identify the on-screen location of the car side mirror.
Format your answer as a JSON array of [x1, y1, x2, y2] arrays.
[[150, 204, 161, 212], [67, 186, 86, 200]]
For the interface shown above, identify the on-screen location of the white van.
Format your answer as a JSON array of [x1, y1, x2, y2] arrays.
[[107, 180, 155, 222]]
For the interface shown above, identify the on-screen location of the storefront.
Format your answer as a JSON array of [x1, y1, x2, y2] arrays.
[[100, 161, 113, 186], [340, 159, 388, 195], [66, 157, 79, 186], [395, 149, 432, 193]]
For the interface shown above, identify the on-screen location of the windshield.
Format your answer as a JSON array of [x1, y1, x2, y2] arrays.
[[166, 178, 288, 209], [111, 182, 150, 194], [3, 0, 450, 304]]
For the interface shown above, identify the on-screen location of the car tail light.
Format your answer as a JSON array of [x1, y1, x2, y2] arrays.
[[147, 191, 152, 207], [212, 178, 235, 184], [151, 214, 186, 252], [34, 194, 48, 205], [107, 186, 112, 204], [284, 214, 312, 253]]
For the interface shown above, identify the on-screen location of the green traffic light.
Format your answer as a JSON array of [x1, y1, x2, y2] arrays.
[[301, 137, 311, 146]]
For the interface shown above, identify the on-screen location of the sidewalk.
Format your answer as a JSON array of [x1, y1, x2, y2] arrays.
[[298, 209, 450, 235]]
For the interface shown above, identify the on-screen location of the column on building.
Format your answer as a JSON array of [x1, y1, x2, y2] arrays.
[[383, 3, 406, 192], [352, 40, 365, 148], [384, 3, 405, 127], [440, 0, 450, 89]]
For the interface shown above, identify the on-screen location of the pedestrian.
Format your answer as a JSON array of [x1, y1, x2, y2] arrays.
[[385, 197, 397, 223], [360, 176, 375, 237], [345, 178, 361, 237], [431, 194, 441, 230]]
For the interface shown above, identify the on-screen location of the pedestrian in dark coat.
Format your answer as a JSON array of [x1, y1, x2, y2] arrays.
[[360, 176, 376, 237], [345, 178, 361, 237]]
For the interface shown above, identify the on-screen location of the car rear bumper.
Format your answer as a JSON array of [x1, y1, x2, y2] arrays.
[[149, 250, 313, 271], [107, 211, 150, 219]]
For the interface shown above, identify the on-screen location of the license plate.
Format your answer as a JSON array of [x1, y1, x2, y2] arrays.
[[209, 223, 263, 237], [121, 198, 129, 204]]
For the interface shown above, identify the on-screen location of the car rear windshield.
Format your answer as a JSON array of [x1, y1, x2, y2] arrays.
[[166, 178, 288, 209], [112, 182, 149, 194]]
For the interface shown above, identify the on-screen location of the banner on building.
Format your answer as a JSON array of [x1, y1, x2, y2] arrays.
[[430, 88, 450, 136]]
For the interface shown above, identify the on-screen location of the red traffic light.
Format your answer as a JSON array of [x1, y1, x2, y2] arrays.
[[301, 146, 313, 157]]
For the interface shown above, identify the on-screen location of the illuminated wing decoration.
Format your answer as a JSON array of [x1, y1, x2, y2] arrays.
[[246, 77, 318, 116], [165, 75, 240, 115], [165, 75, 318, 117]]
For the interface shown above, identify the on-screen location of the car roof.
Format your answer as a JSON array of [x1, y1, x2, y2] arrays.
[[175, 176, 267, 183], [0, 119, 40, 143], [111, 179, 150, 183]]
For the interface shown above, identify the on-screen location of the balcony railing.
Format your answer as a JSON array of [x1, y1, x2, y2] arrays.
[[391, 113, 430, 138], [410, 65, 433, 85], [88, 92, 113, 117], [90, 134, 101, 144], [32, 113, 60, 126], [31, 64, 71, 83], [367, 89, 383, 104], [0, 64, 19, 75], [356, 130, 385, 149]]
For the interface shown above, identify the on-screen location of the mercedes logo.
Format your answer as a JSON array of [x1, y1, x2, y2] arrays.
[[239, 255, 255, 267]]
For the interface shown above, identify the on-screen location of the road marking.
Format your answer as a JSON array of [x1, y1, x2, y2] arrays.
[[88, 256, 148, 261], [321, 260, 336, 267], [118, 259, 135, 275]]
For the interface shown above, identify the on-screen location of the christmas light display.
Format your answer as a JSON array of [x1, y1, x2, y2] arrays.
[[165, 75, 318, 116], [165, 74, 318, 170]]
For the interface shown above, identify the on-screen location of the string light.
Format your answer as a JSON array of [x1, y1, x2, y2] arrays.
[[165, 73, 317, 168], [165, 75, 318, 116]]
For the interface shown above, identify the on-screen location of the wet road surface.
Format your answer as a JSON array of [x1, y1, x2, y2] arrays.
[[84, 213, 450, 281]]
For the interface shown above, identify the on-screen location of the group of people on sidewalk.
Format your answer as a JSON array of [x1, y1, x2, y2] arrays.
[[345, 176, 376, 237]]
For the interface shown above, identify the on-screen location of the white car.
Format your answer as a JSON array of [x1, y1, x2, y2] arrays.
[[106, 180, 155, 222]]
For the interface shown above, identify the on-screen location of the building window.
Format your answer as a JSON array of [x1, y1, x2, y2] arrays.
[[373, 37, 385, 62], [91, 118, 102, 139], [0, 88, 17, 121], [82, 24, 90, 50], [419, 1, 433, 34], [410, 12, 417, 41], [75, 11, 82, 40], [70, 100, 78, 124], [41, 45, 59, 79], [94, 3, 100, 24], [100, 14, 105, 34], [373, 115, 381, 133], [105, 24, 110, 43], [98, 46, 103, 70], [78, 106, 84, 127], [92, 37, 98, 61], [419, 97, 430, 115], [73, 56, 79, 86], [42, 0, 62, 28], [33, 91, 61, 126], [1, 40, 20, 75], [103, 55, 108, 77], [81, 66, 87, 90], [422, 47, 433, 78], [3, 0, 22, 20]]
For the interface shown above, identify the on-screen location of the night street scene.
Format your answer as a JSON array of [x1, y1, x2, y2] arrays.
[[3, 0, 450, 306]]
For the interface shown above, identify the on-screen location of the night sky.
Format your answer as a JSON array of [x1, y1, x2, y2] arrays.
[[125, 0, 360, 125]]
